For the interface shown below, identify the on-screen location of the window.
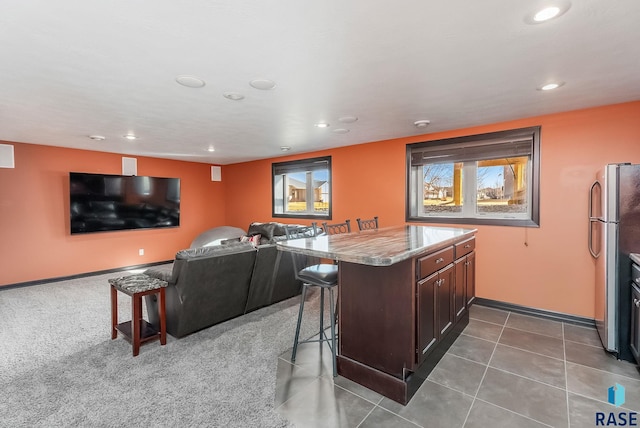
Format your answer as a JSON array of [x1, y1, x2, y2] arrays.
[[406, 127, 540, 227], [272, 156, 332, 219]]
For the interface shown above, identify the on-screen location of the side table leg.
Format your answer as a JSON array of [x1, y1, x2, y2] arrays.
[[132, 294, 142, 356], [159, 288, 167, 346], [110, 286, 118, 340]]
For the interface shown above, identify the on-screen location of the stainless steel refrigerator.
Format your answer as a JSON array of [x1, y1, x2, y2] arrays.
[[589, 163, 640, 362]]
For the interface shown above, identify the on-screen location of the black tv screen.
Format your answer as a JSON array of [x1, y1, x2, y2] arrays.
[[70, 172, 180, 234]]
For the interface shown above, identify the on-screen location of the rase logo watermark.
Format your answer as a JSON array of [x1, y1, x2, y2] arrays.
[[596, 383, 637, 426]]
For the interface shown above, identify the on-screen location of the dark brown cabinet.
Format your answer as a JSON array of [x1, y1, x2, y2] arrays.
[[631, 260, 640, 364], [631, 284, 640, 363], [417, 272, 437, 362], [335, 229, 476, 405], [454, 258, 467, 321], [437, 264, 455, 338], [465, 251, 476, 306], [454, 237, 476, 322], [417, 263, 455, 365]]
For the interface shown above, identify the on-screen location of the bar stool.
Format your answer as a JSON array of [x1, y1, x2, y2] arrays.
[[109, 273, 167, 356], [321, 219, 351, 235], [356, 216, 379, 231], [285, 223, 339, 377]]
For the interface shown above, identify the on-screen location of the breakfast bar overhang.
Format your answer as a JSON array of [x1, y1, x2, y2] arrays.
[[277, 224, 477, 405]]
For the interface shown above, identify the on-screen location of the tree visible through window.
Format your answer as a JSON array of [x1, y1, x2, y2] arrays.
[[407, 127, 540, 227], [272, 156, 332, 219]]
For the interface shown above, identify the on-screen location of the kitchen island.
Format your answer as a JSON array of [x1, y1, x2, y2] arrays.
[[277, 224, 477, 404]]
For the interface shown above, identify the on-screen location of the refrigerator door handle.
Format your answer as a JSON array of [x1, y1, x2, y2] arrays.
[[588, 180, 600, 258], [588, 180, 598, 220], [589, 219, 600, 258]]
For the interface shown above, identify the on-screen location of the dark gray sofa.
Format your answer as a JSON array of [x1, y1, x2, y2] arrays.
[[144, 222, 304, 338]]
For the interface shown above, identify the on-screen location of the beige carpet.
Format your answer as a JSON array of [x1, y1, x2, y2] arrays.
[[0, 270, 323, 427]]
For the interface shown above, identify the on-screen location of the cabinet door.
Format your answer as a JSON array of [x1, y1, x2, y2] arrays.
[[454, 258, 467, 321], [631, 284, 640, 364], [438, 264, 455, 337], [465, 251, 476, 306], [417, 272, 438, 365]]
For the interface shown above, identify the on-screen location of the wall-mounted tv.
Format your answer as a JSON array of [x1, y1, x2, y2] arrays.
[[70, 172, 180, 234]]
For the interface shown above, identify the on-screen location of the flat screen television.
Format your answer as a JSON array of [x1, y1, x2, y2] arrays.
[[70, 172, 180, 234]]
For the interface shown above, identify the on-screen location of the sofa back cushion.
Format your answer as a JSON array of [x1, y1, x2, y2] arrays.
[[169, 243, 257, 337], [176, 241, 253, 260]]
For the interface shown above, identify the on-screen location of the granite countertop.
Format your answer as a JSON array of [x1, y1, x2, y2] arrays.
[[631, 253, 640, 265], [276, 224, 477, 266]]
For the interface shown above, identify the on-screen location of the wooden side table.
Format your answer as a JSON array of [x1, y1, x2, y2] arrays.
[[109, 274, 167, 356]]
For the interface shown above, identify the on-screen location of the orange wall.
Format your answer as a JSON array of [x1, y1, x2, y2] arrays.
[[2, 102, 639, 317], [224, 101, 640, 318], [0, 142, 226, 286]]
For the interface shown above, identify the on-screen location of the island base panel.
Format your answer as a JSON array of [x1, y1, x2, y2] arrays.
[[337, 355, 409, 404], [338, 311, 469, 405]]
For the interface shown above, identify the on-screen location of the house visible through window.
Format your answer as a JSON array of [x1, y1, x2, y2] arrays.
[[406, 127, 540, 227], [272, 156, 332, 219]]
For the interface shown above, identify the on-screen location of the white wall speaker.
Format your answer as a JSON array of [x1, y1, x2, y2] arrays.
[[211, 165, 222, 181], [122, 157, 137, 176], [0, 144, 15, 168]]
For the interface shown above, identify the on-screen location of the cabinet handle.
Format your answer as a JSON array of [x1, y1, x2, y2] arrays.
[[635, 299, 640, 308], [465, 261, 470, 266], [435, 257, 444, 264], [464, 244, 471, 248], [437, 279, 443, 287]]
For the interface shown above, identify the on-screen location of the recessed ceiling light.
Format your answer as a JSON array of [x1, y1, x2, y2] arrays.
[[338, 116, 358, 123], [280, 146, 291, 151], [123, 134, 137, 140], [175, 75, 206, 88], [333, 128, 350, 134], [223, 92, 245, 101], [249, 79, 276, 90], [315, 123, 330, 128], [88, 135, 105, 141], [414, 120, 431, 128], [534, 7, 560, 21], [537, 81, 565, 91], [525, 1, 571, 24], [207, 146, 215, 152]]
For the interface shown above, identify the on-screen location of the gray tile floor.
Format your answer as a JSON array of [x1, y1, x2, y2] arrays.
[[275, 304, 640, 427]]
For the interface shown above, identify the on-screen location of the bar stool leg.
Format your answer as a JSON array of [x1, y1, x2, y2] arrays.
[[319, 287, 325, 344], [158, 288, 167, 346], [132, 294, 142, 356], [328, 287, 337, 377], [291, 284, 308, 363], [110, 286, 118, 340]]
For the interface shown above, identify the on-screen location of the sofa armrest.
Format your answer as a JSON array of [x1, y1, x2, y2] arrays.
[[144, 263, 175, 283]]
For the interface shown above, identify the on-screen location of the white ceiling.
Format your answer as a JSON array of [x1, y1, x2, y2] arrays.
[[1, 0, 639, 165]]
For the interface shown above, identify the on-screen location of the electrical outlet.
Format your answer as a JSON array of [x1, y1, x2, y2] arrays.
[[138, 248, 144, 256]]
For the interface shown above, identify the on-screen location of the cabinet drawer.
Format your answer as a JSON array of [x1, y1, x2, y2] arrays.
[[455, 237, 475, 259], [633, 263, 640, 286], [418, 247, 454, 280]]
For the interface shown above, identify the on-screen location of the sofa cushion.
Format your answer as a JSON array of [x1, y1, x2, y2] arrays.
[[247, 222, 277, 240], [176, 242, 254, 260], [240, 234, 262, 247], [189, 226, 246, 248]]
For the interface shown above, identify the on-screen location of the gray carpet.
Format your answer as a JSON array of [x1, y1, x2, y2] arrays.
[[0, 269, 324, 427]]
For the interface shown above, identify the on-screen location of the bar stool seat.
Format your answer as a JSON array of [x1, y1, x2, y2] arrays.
[[109, 273, 167, 356], [298, 264, 338, 286]]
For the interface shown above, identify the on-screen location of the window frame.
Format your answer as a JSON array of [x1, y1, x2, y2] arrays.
[[405, 126, 541, 227], [272, 156, 333, 220]]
